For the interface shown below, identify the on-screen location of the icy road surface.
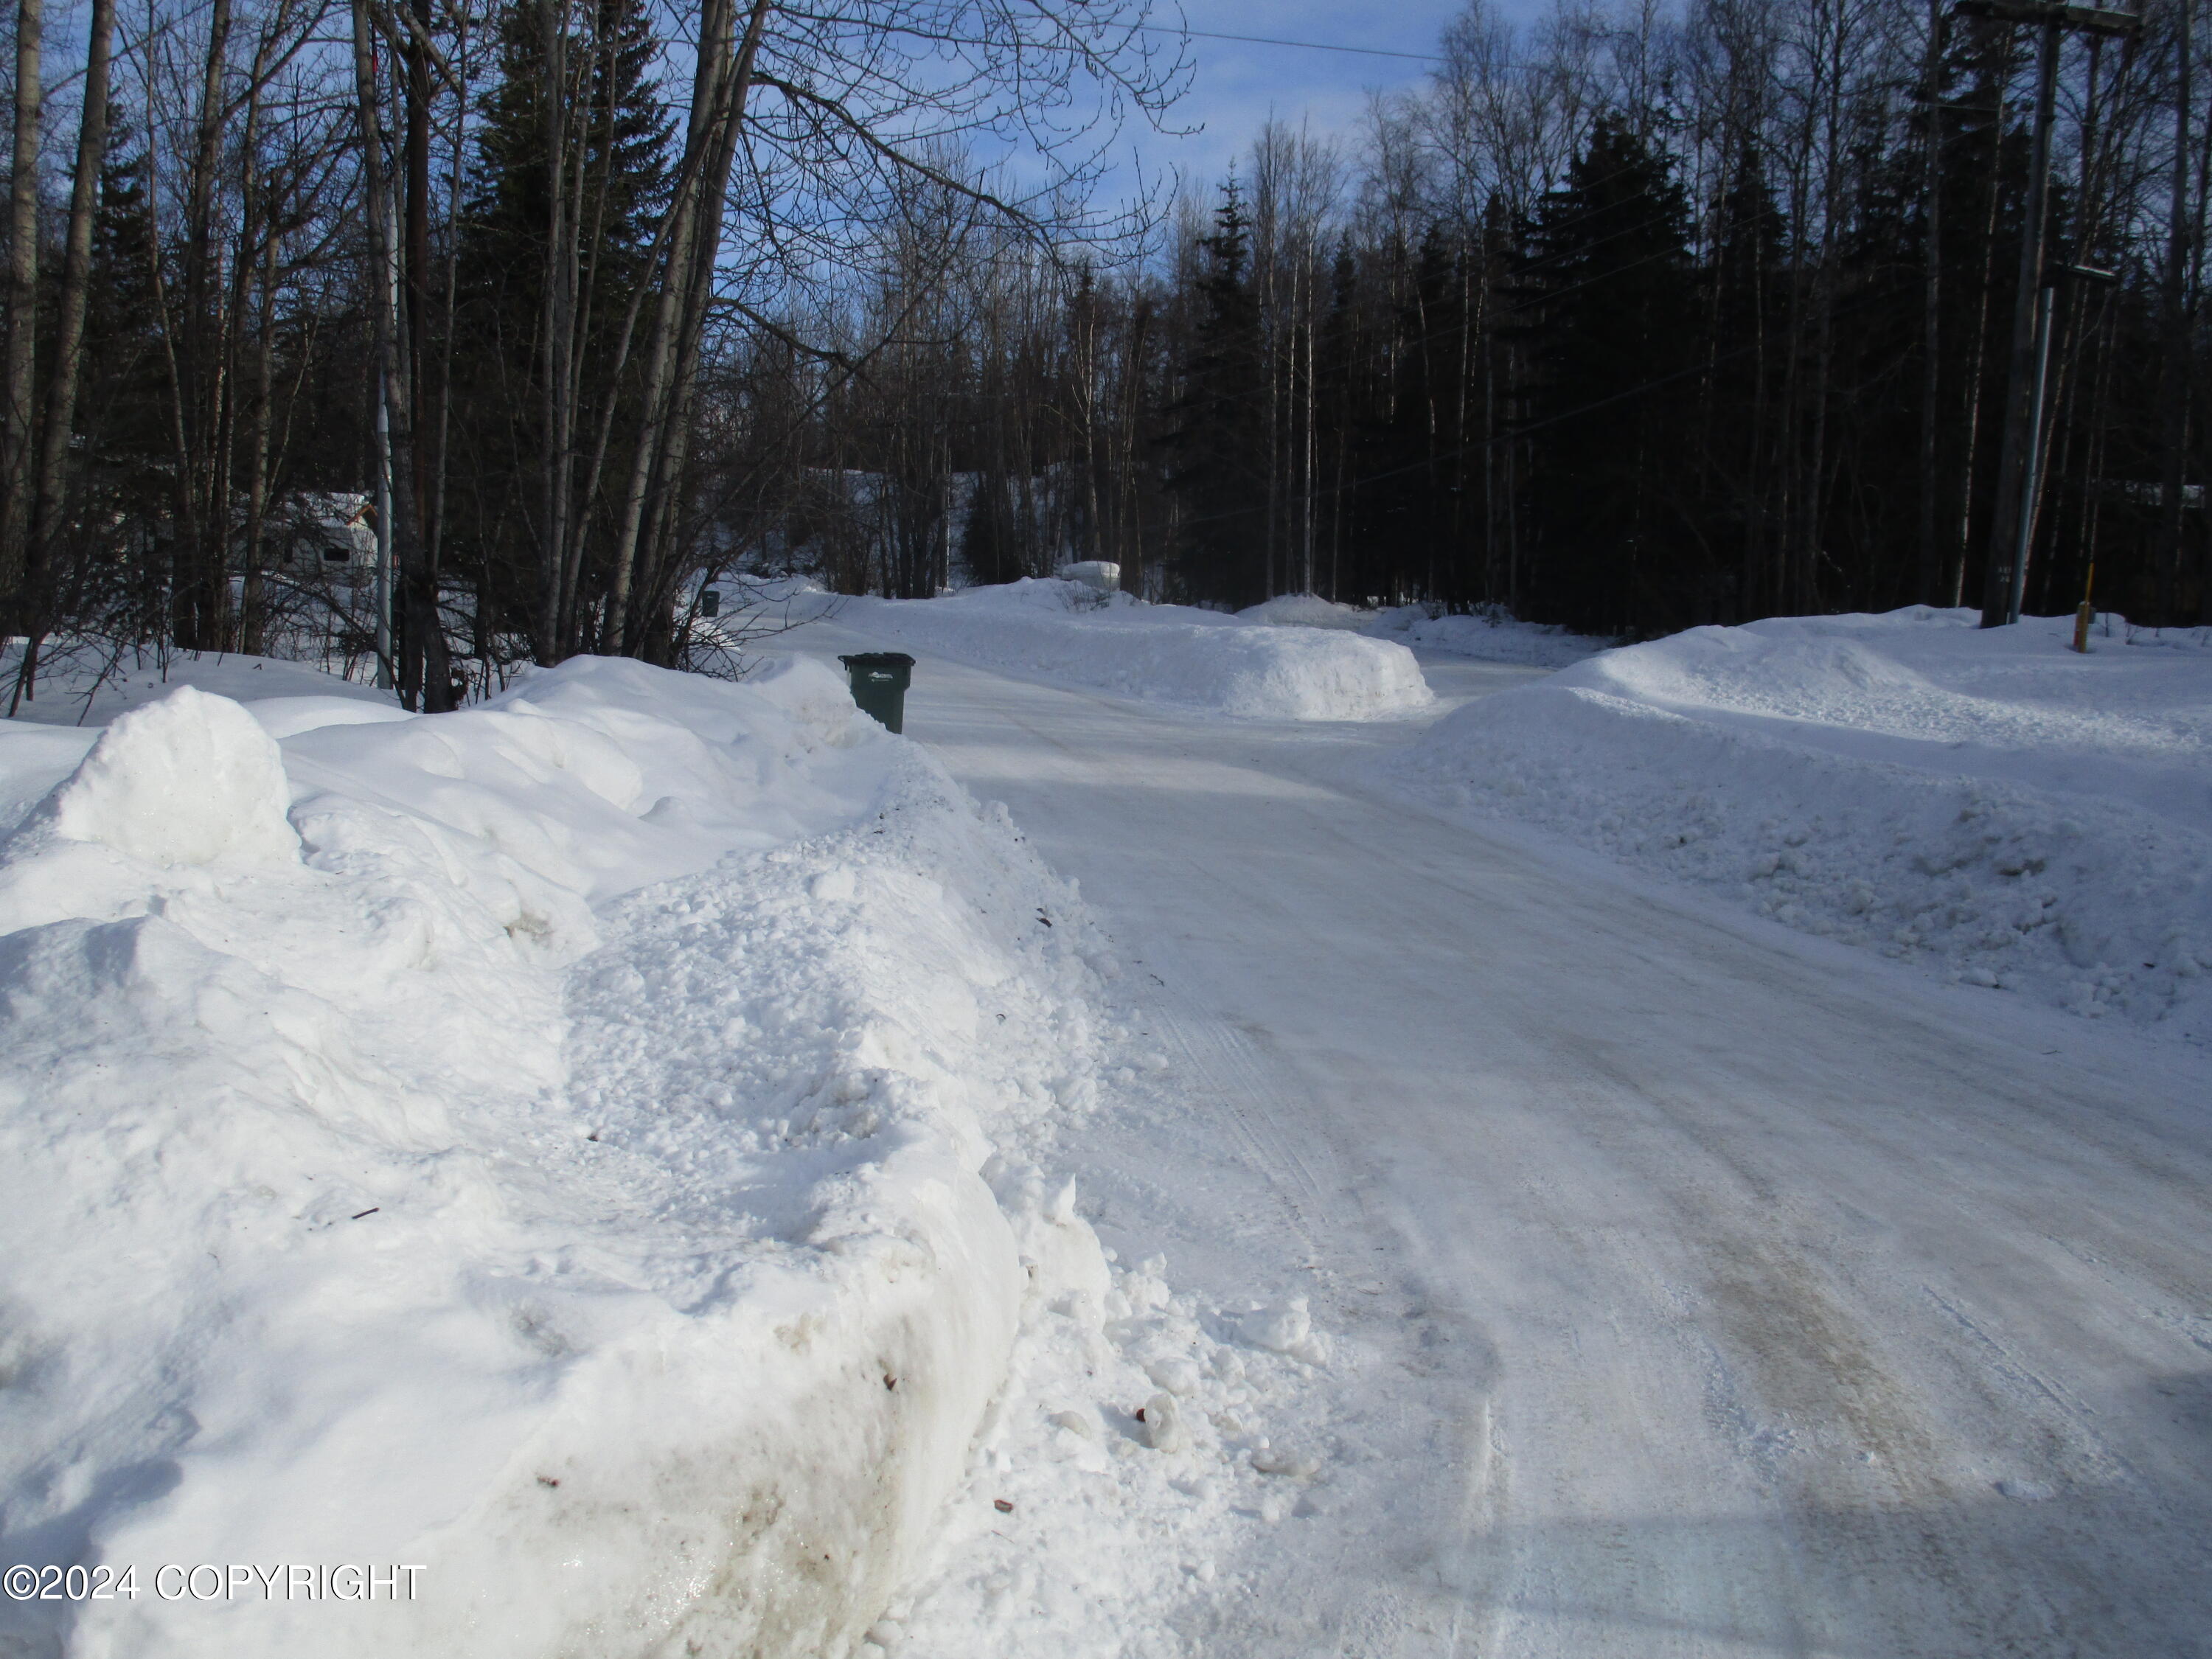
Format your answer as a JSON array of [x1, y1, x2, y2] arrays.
[[787, 623, 2211, 1658]]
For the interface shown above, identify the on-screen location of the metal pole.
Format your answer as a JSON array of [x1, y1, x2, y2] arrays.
[[1981, 16, 2062, 627], [2009, 279, 2058, 623], [374, 394, 392, 689], [2160, 0, 2192, 616]]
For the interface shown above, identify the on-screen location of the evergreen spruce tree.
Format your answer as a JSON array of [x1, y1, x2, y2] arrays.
[[74, 127, 169, 624], [448, 0, 673, 639], [959, 470, 1022, 586], [1367, 223, 1466, 605], [1162, 179, 1267, 607], [1520, 117, 1697, 636], [1830, 119, 1940, 613], [1314, 237, 1363, 602], [462, 0, 670, 319], [1703, 139, 1790, 622]]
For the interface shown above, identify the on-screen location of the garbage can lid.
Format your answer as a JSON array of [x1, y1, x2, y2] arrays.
[[839, 653, 915, 668]]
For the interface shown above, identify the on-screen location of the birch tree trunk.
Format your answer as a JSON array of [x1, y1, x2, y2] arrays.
[[352, 0, 425, 703], [611, 0, 771, 655], [169, 0, 234, 650], [534, 0, 571, 661], [11, 0, 114, 700], [602, 0, 735, 647], [240, 215, 276, 656], [1, 0, 42, 630], [400, 0, 452, 705]]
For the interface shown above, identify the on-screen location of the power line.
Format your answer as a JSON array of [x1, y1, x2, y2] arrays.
[[1145, 26, 1443, 65]]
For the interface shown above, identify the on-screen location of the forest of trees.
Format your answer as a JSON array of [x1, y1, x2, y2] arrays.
[[924, 0, 2212, 641], [0, 0, 1178, 709], [0, 0, 2206, 716]]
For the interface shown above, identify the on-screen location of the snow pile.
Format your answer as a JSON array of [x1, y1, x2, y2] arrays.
[[1391, 608, 2212, 1042], [0, 655, 1228, 1656], [1237, 594, 1610, 665], [842, 579, 1433, 720], [1368, 602, 1611, 667], [1237, 593, 1369, 630], [40, 686, 303, 868]]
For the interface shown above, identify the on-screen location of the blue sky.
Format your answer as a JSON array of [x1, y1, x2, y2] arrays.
[[1119, 0, 1540, 188]]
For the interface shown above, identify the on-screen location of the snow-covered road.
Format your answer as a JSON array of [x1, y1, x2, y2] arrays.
[[790, 621, 2212, 1658]]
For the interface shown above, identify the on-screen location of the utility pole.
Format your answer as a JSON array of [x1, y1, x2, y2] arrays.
[[2160, 0, 2192, 619], [2019, 261, 2123, 619], [1959, 0, 2140, 628]]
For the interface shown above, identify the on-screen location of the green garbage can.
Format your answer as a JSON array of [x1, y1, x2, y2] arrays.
[[839, 652, 915, 733]]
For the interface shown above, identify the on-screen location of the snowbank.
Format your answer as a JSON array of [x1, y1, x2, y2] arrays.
[[1237, 593, 1609, 665], [1390, 608, 2212, 1041], [1366, 603, 1611, 667], [841, 580, 1433, 720], [0, 656, 1129, 1655], [1237, 593, 1369, 630]]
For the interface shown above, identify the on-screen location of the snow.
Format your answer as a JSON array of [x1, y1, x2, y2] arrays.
[[1366, 602, 1612, 667], [1237, 594, 1370, 630], [0, 651, 1293, 1656], [833, 579, 1433, 720], [0, 644, 1352, 1658], [1232, 593, 1610, 668], [11, 594, 2211, 1656], [0, 641, 391, 728], [1055, 560, 1121, 594], [781, 618, 2212, 1656], [1388, 607, 2212, 1042], [38, 686, 302, 869]]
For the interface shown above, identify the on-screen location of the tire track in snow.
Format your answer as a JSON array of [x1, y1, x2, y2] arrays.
[[1142, 992, 1333, 1248], [790, 618, 2212, 1658], [797, 632, 1500, 1655]]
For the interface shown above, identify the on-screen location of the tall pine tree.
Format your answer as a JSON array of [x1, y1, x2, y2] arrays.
[[1520, 118, 1698, 636], [1702, 139, 1790, 623], [448, 0, 672, 644], [1163, 181, 1267, 607]]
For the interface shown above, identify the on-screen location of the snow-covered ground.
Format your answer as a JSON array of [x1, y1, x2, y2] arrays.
[[782, 581, 1590, 714], [785, 613, 2212, 1657], [0, 653, 1335, 1658], [9, 597, 2211, 1658], [1234, 593, 1611, 668], [0, 640, 388, 728], [1388, 608, 2212, 1044], [829, 580, 1433, 720], [1237, 594, 1371, 630], [1364, 603, 1612, 669]]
